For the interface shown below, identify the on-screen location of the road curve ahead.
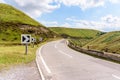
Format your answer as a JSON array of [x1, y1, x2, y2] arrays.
[[36, 40, 120, 80]]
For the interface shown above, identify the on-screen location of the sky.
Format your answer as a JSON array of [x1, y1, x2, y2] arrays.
[[0, 0, 120, 32]]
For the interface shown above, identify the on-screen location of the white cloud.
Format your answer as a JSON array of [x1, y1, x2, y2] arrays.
[[39, 15, 120, 31], [66, 15, 120, 31], [57, 0, 105, 10], [109, 0, 120, 4], [61, 22, 71, 27], [57, 0, 120, 10], [101, 15, 120, 23], [41, 21, 71, 27], [0, 0, 117, 17], [6, 0, 60, 18], [0, 0, 120, 18], [40, 21, 58, 27], [0, 0, 5, 3]]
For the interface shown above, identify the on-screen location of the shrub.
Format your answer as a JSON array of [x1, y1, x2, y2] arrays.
[[2, 38, 7, 41]]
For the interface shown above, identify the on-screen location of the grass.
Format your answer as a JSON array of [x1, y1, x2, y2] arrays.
[[53, 27, 120, 55], [49, 27, 102, 38], [0, 38, 61, 70], [84, 31, 120, 54], [68, 38, 93, 47], [0, 45, 38, 69], [0, 3, 41, 26], [0, 27, 21, 43], [50, 27, 104, 47], [0, 3, 56, 44]]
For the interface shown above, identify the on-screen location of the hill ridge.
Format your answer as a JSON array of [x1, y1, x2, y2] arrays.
[[0, 3, 55, 44]]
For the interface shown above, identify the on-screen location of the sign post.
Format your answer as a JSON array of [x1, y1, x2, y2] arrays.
[[39, 37, 43, 42], [31, 37, 35, 48], [21, 34, 31, 55], [25, 44, 28, 55]]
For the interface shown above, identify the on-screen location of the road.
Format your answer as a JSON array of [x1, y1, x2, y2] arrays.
[[36, 39, 120, 80]]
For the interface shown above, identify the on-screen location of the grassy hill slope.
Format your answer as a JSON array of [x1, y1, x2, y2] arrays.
[[84, 31, 120, 54], [49, 27, 104, 46], [0, 3, 41, 26], [0, 3, 55, 44], [49, 27, 102, 38]]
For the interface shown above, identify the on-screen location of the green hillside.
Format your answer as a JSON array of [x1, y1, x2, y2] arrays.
[[0, 3, 55, 44], [49, 27, 103, 46], [84, 31, 120, 54], [49, 27, 102, 38], [0, 3, 40, 26]]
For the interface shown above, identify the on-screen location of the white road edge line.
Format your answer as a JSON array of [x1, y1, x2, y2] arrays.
[[39, 46, 52, 73], [66, 40, 69, 45], [58, 50, 72, 58], [55, 43, 57, 49], [36, 58, 45, 80], [112, 74, 120, 80]]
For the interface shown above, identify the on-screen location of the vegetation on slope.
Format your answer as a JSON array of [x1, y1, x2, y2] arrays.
[[50, 27, 120, 55], [84, 31, 120, 54], [0, 3, 40, 26], [49, 27, 102, 38], [0, 45, 37, 69], [0, 3, 55, 44], [49, 27, 104, 46]]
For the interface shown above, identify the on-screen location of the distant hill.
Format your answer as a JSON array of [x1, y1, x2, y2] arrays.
[[49, 27, 102, 38], [0, 3, 55, 44], [49, 27, 104, 46], [84, 31, 120, 54]]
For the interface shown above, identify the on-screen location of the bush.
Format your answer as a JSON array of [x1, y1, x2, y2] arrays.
[[27, 29, 35, 33], [2, 38, 7, 41]]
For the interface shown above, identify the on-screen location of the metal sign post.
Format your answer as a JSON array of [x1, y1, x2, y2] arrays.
[[25, 44, 28, 55], [31, 37, 34, 48], [39, 37, 43, 42], [21, 34, 31, 55], [31, 37, 36, 48], [32, 41, 34, 48]]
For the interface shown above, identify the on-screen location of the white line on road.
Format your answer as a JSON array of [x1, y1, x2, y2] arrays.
[[39, 46, 51, 73], [55, 43, 57, 49], [54, 41, 60, 49], [112, 74, 120, 80], [36, 58, 45, 80], [58, 50, 72, 58]]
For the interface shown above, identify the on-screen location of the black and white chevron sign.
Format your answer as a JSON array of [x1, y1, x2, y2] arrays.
[[21, 34, 31, 44]]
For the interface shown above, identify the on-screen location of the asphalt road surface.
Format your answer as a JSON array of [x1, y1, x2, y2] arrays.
[[36, 39, 120, 80]]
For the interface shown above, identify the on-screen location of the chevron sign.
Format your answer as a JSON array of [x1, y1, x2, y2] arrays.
[[21, 34, 31, 44]]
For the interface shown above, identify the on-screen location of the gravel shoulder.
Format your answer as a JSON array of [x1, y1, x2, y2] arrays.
[[0, 61, 41, 80]]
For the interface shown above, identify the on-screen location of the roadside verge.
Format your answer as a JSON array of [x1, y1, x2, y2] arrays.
[[67, 40, 120, 63]]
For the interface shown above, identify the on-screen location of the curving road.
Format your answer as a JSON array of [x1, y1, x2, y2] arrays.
[[36, 40, 120, 80]]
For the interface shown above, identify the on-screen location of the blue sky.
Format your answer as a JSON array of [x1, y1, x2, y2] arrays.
[[1, 0, 120, 32]]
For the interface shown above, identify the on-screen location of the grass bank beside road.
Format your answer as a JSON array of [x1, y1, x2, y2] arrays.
[[0, 45, 38, 70], [0, 38, 61, 70]]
